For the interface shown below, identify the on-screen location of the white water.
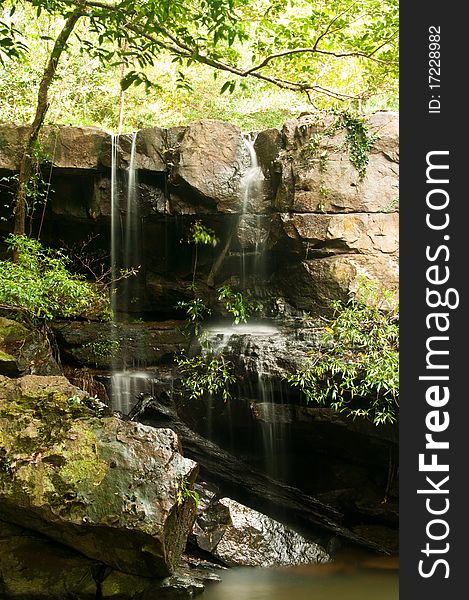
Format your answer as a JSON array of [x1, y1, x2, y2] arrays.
[[203, 321, 287, 479], [109, 132, 147, 414], [240, 135, 265, 288]]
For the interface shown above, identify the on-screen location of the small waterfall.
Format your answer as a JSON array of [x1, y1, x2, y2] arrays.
[[240, 135, 265, 289], [203, 322, 287, 481], [109, 132, 147, 414]]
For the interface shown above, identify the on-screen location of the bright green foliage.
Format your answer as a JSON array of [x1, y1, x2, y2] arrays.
[[175, 353, 236, 402], [0, 0, 398, 131], [176, 298, 212, 337], [217, 284, 259, 324], [329, 111, 380, 180], [189, 220, 219, 247], [286, 281, 399, 425], [0, 234, 109, 321], [176, 475, 200, 507]]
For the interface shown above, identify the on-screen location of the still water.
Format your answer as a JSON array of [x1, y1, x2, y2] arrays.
[[201, 558, 399, 600]]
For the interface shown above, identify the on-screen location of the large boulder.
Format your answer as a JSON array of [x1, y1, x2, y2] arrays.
[[0, 375, 198, 578], [191, 485, 330, 567], [170, 120, 249, 213]]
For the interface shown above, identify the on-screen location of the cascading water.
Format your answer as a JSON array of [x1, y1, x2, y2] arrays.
[[240, 134, 266, 289], [203, 322, 288, 482], [109, 132, 150, 414]]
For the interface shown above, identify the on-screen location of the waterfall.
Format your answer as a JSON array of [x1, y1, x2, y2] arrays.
[[109, 132, 147, 414], [203, 322, 287, 482], [240, 134, 265, 289]]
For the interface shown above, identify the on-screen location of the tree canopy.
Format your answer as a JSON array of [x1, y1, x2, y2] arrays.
[[1, 0, 398, 130]]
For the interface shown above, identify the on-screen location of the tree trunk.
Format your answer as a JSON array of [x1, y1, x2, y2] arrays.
[[13, 11, 81, 247]]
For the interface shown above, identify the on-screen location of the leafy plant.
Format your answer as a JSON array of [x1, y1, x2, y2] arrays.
[[286, 280, 399, 425], [217, 284, 259, 325], [82, 339, 122, 367], [329, 110, 380, 180], [176, 297, 212, 337], [176, 476, 199, 507], [0, 234, 109, 322], [175, 353, 235, 402]]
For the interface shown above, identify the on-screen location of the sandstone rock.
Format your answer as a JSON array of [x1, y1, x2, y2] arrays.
[[0, 318, 61, 377], [191, 487, 330, 567], [254, 128, 283, 176], [0, 375, 198, 578], [281, 213, 399, 255], [0, 126, 29, 171], [43, 126, 109, 171], [170, 120, 248, 213], [279, 254, 399, 311]]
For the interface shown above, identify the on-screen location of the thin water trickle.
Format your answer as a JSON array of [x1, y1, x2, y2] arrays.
[[240, 135, 265, 289], [109, 132, 147, 414]]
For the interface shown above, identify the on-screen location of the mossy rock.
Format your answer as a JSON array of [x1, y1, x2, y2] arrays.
[[0, 375, 198, 578], [0, 318, 61, 377]]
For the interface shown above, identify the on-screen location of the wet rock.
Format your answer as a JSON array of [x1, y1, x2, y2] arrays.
[[0, 375, 198, 578], [192, 488, 330, 567], [140, 398, 392, 554], [170, 120, 249, 213], [0, 318, 61, 377], [53, 320, 188, 369]]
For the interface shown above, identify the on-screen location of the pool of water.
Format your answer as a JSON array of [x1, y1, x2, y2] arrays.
[[200, 558, 399, 600]]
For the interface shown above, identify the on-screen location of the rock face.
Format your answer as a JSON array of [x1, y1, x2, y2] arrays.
[[191, 485, 330, 567], [0, 375, 198, 578], [0, 112, 398, 315]]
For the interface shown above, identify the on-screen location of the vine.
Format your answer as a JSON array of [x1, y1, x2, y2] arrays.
[[328, 110, 379, 181]]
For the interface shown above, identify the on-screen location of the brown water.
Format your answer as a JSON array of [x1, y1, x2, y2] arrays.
[[201, 556, 399, 600]]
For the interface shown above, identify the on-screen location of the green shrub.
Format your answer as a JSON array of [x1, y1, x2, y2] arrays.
[[286, 281, 399, 425], [0, 234, 109, 322], [175, 353, 235, 402]]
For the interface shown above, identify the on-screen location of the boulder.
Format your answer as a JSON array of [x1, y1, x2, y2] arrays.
[[191, 486, 330, 567], [0, 318, 61, 377], [170, 120, 249, 213], [0, 375, 198, 578], [279, 112, 399, 214], [0, 126, 29, 171]]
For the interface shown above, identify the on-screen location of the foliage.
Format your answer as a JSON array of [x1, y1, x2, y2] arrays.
[[217, 284, 259, 324], [175, 353, 236, 402], [286, 280, 399, 425], [176, 475, 200, 507], [189, 220, 219, 247], [81, 339, 122, 367], [176, 297, 212, 337], [0, 0, 398, 132], [0, 234, 109, 322], [328, 110, 380, 180]]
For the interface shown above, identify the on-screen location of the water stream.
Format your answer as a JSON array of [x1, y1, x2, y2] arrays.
[[109, 132, 148, 414], [240, 134, 265, 289]]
